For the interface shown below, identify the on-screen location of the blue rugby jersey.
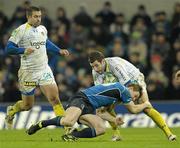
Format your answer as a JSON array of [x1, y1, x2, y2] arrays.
[[81, 82, 132, 109]]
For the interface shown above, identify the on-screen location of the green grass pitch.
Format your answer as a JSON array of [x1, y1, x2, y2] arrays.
[[0, 128, 179, 148]]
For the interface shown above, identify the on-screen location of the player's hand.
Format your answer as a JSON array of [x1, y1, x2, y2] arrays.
[[59, 49, 69, 57], [24, 48, 35, 55], [115, 116, 124, 126], [144, 101, 152, 108]]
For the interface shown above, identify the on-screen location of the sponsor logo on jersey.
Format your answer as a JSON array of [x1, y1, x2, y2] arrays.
[[30, 41, 46, 49], [115, 67, 127, 81], [23, 81, 36, 86]]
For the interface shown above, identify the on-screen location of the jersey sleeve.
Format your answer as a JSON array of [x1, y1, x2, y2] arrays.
[[109, 60, 131, 85], [9, 27, 23, 44], [121, 89, 132, 104], [41, 25, 48, 38]]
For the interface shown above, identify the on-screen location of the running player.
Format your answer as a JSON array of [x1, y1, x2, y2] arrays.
[[5, 6, 69, 129], [27, 82, 151, 141], [88, 50, 176, 141]]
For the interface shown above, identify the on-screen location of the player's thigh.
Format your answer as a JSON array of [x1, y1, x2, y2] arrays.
[[61, 107, 82, 126], [40, 83, 59, 99], [39, 66, 59, 98], [137, 74, 149, 103], [79, 114, 106, 135]]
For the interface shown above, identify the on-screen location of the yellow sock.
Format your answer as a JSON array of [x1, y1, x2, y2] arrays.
[[107, 107, 121, 136], [9, 101, 22, 116], [53, 103, 65, 116], [109, 121, 121, 136], [145, 108, 172, 137]]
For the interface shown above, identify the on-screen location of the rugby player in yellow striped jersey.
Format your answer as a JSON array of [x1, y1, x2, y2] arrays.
[[5, 6, 69, 129], [88, 50, 176, 141]]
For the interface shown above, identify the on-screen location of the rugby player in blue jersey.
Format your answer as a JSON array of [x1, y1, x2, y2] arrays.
[[27, 82, 151, 141]]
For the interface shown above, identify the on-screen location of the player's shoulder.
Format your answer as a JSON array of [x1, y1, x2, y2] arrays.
[[106, 57, 122, 62], [10, 23, 27, 37], [13, 23, 26, 32], [38, 25, 47, 32]]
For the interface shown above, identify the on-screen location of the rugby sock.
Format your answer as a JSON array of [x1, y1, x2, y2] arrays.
[[107, 108, 121, 137], [71, 127, 97, 138], [145, 108, 172, 137], [10, 101, 23, 116], [41, 116, 62, 127], [53, 104, 65, 116]]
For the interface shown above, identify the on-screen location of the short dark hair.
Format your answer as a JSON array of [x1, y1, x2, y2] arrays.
[[128, 83, 143, 99], [88, 50, 105, 63], [26, 6, 41, 16]]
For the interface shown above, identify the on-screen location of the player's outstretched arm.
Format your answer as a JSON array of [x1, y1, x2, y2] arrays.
[[125, 101, 152, 114], [96, 108, 124, 126], [46, 39, 69, 56]]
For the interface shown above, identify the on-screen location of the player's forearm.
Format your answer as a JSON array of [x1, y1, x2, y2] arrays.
[[5, 41, 25, 55], [46, 39, 60, 54], [126, 102, 148, 114], [131, 104, 147, 113], [97, 110, 116, 123]]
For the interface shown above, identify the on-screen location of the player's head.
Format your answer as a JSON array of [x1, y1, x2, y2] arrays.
[[88, 51, 106, 74], [127, 83, 142, 101], [26, 6, 41, 27]]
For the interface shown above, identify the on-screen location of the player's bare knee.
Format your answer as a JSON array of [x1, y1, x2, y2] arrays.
[[60, 118, 74, 127], [94, 123, 106, 135], [95, 126, 106, 135]]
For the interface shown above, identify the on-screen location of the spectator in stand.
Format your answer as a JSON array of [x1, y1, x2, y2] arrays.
[[128, 31, 148, 67], [73, 3, 93, 28], [146, 54, 168, 99], [153, 11, 171, 36], [0, 11, 8, 36], [89, 23, 112, 47], [166, 71, 180, 99], [172, 2, 180, 28], [55, 7, 70, 32], [130, 4, 152, 31], [106, 36, 127, 58], [128, 52, 147, 75], [69, 23, 88, 48], [40, 7, 52, 32], [151, 32, 170, 60], [110, 13, 129, 44], [96, 1, 115, 27]]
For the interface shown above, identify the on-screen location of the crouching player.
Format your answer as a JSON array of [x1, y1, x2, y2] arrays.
[[27, 82, 151, 141]]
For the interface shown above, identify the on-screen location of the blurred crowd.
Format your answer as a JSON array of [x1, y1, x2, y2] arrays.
[[0, 1, 180, 102]]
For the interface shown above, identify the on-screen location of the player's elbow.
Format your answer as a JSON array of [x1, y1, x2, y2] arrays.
[[5, 41, 15, 54], [5, 43, 11, 54], [128, 107, 139, 114]]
